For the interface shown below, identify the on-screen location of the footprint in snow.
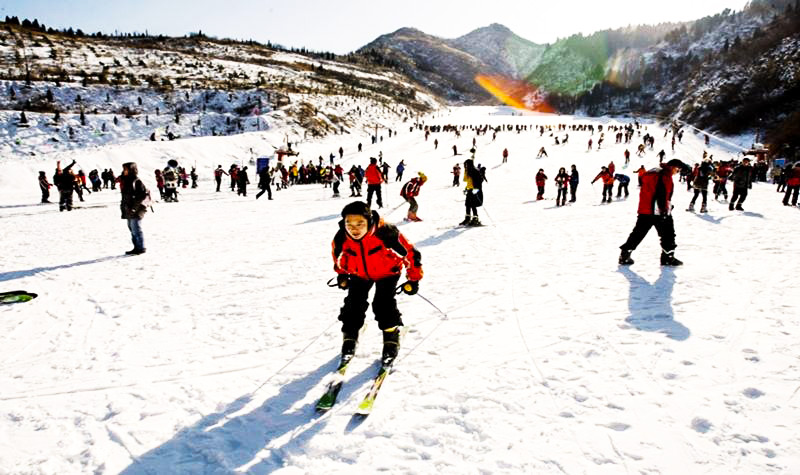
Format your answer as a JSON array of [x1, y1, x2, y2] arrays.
[[691, 417, 712, 433], [600, 422, 630, 431], [742, 388, 765, 399]]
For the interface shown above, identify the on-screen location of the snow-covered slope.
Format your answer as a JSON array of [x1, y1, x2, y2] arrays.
[[1, 107, 799, 474]]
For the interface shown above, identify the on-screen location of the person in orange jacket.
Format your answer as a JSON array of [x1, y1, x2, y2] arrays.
[[364, 157, 384, 208], [636, 165, 647, 187], [592, 166, 615, 203], [332, 201, 423, 363]]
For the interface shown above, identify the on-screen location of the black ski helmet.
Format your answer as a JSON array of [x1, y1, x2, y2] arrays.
[[341, 201, 372, 225]]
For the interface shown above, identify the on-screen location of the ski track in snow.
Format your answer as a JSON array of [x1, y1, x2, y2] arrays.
[[1, 106, 799, 474]]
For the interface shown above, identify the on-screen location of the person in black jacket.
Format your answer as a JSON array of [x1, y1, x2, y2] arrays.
[[53, 160, 76, 211], [237, 166, 250, 196], [688, 160, 713, 212], [256, 166, 273, 200], [120, 162, 149, 255], [729, 158, 753, 211], [569, 165, 579, 202]]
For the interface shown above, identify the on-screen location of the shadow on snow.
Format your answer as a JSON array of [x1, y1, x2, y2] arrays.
[[618, 266, 689, 341], [0, 255, 124, 282], [120, 355, 383, 474]]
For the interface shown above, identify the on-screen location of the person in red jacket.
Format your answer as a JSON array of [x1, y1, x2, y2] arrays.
[[535, 169, 547, 200], [364, 157, 384, 208], [401, 172, 427, 221], [636, 165, 646, 187], [592, 166, 615, 203], [619, 159, 689, 266], [783, 162, 800, 206], [332, 201, 423, 363], [502, 148, 509, 163]]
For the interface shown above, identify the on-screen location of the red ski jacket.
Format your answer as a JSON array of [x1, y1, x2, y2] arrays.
[[332, 212, 423, 282], [401, 178, 424, 199], [593, 171, 615, 185], [786, 166, 800, 187], [637, 166, 675, 215], [365, 164, 384, 185]]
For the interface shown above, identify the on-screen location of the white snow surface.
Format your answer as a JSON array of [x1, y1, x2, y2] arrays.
[[1, 106, 799, 474]]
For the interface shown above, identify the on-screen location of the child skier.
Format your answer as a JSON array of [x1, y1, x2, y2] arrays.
[[332, 201, 423, 364], [535, 169, 548, 200], [401, 172, 427, 221]]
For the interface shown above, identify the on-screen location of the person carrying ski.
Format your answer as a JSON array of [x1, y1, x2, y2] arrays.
[[53, 160, 76, 211], [119, 162, 150, 255], [38, 171, 52, 203], [535, 169, 548, 200], [619, 159, 689, 266], [332, 201, 423, 363], [592, 166, 615, 203], [614, 173, 630, 198], [401, 172, 427, 221], [365, 157, 384, 208], [554, 167, 569, 206]]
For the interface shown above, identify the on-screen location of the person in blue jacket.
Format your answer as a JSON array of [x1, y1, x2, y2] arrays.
[[615, 173, 630, 198]]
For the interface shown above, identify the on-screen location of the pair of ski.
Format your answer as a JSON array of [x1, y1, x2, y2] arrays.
[[315, 354, 395, 415], [316, 327, 406, 416]]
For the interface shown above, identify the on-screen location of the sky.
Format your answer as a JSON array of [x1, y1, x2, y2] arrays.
[[3, 0, 752, 54]]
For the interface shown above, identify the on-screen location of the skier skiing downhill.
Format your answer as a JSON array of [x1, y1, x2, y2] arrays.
[[332, 201, 423, 364], [619, 159, 690, 267], [401, 172, 427, 221]]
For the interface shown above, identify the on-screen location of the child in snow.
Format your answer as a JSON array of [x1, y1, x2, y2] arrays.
[[535, 169, 547, 200], [401, 172, 427, 221], [332, 201, 423, 363]]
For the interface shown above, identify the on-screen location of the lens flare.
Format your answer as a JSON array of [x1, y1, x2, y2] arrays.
[[475, 74, 555, 113]]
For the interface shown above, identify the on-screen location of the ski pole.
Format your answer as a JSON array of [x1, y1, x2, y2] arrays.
[[416, 293, 448, 319]]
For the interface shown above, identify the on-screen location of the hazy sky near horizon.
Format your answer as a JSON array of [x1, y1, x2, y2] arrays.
[[3, 0, 751, 54]]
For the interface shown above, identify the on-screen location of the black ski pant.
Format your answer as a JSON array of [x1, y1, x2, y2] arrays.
[[620, 214, 676, 253], [690, 189, 707, 207], [556, 187, 568, 204], [536, 185, 544, 199], [333, 181, 340, 195], [338, 275, 402, 334], [569, 183, 578, 202], [41, 187, 49, 203], [783, 185, 799, 206], [366, 184, 382, 208], [602, 184, 613, 201], [731, 186, 748, 207], [256, 182, 272, 199], [59, 189, 73, 211], [215, 177, 222, 192], [616, 182, 629, 197]]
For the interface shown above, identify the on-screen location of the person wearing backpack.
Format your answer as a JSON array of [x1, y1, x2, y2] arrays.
[[120, 162, 150, 255], [162, 160, 179, 202], [401, 172, 427, 221]]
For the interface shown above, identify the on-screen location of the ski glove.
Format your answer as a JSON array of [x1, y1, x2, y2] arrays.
[[400, 280, 419, 296], [337, 274, 350, 290]]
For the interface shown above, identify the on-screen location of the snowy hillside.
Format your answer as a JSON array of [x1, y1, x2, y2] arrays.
[[2, 106, 799, 474], [0, 22, 438, 159]]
